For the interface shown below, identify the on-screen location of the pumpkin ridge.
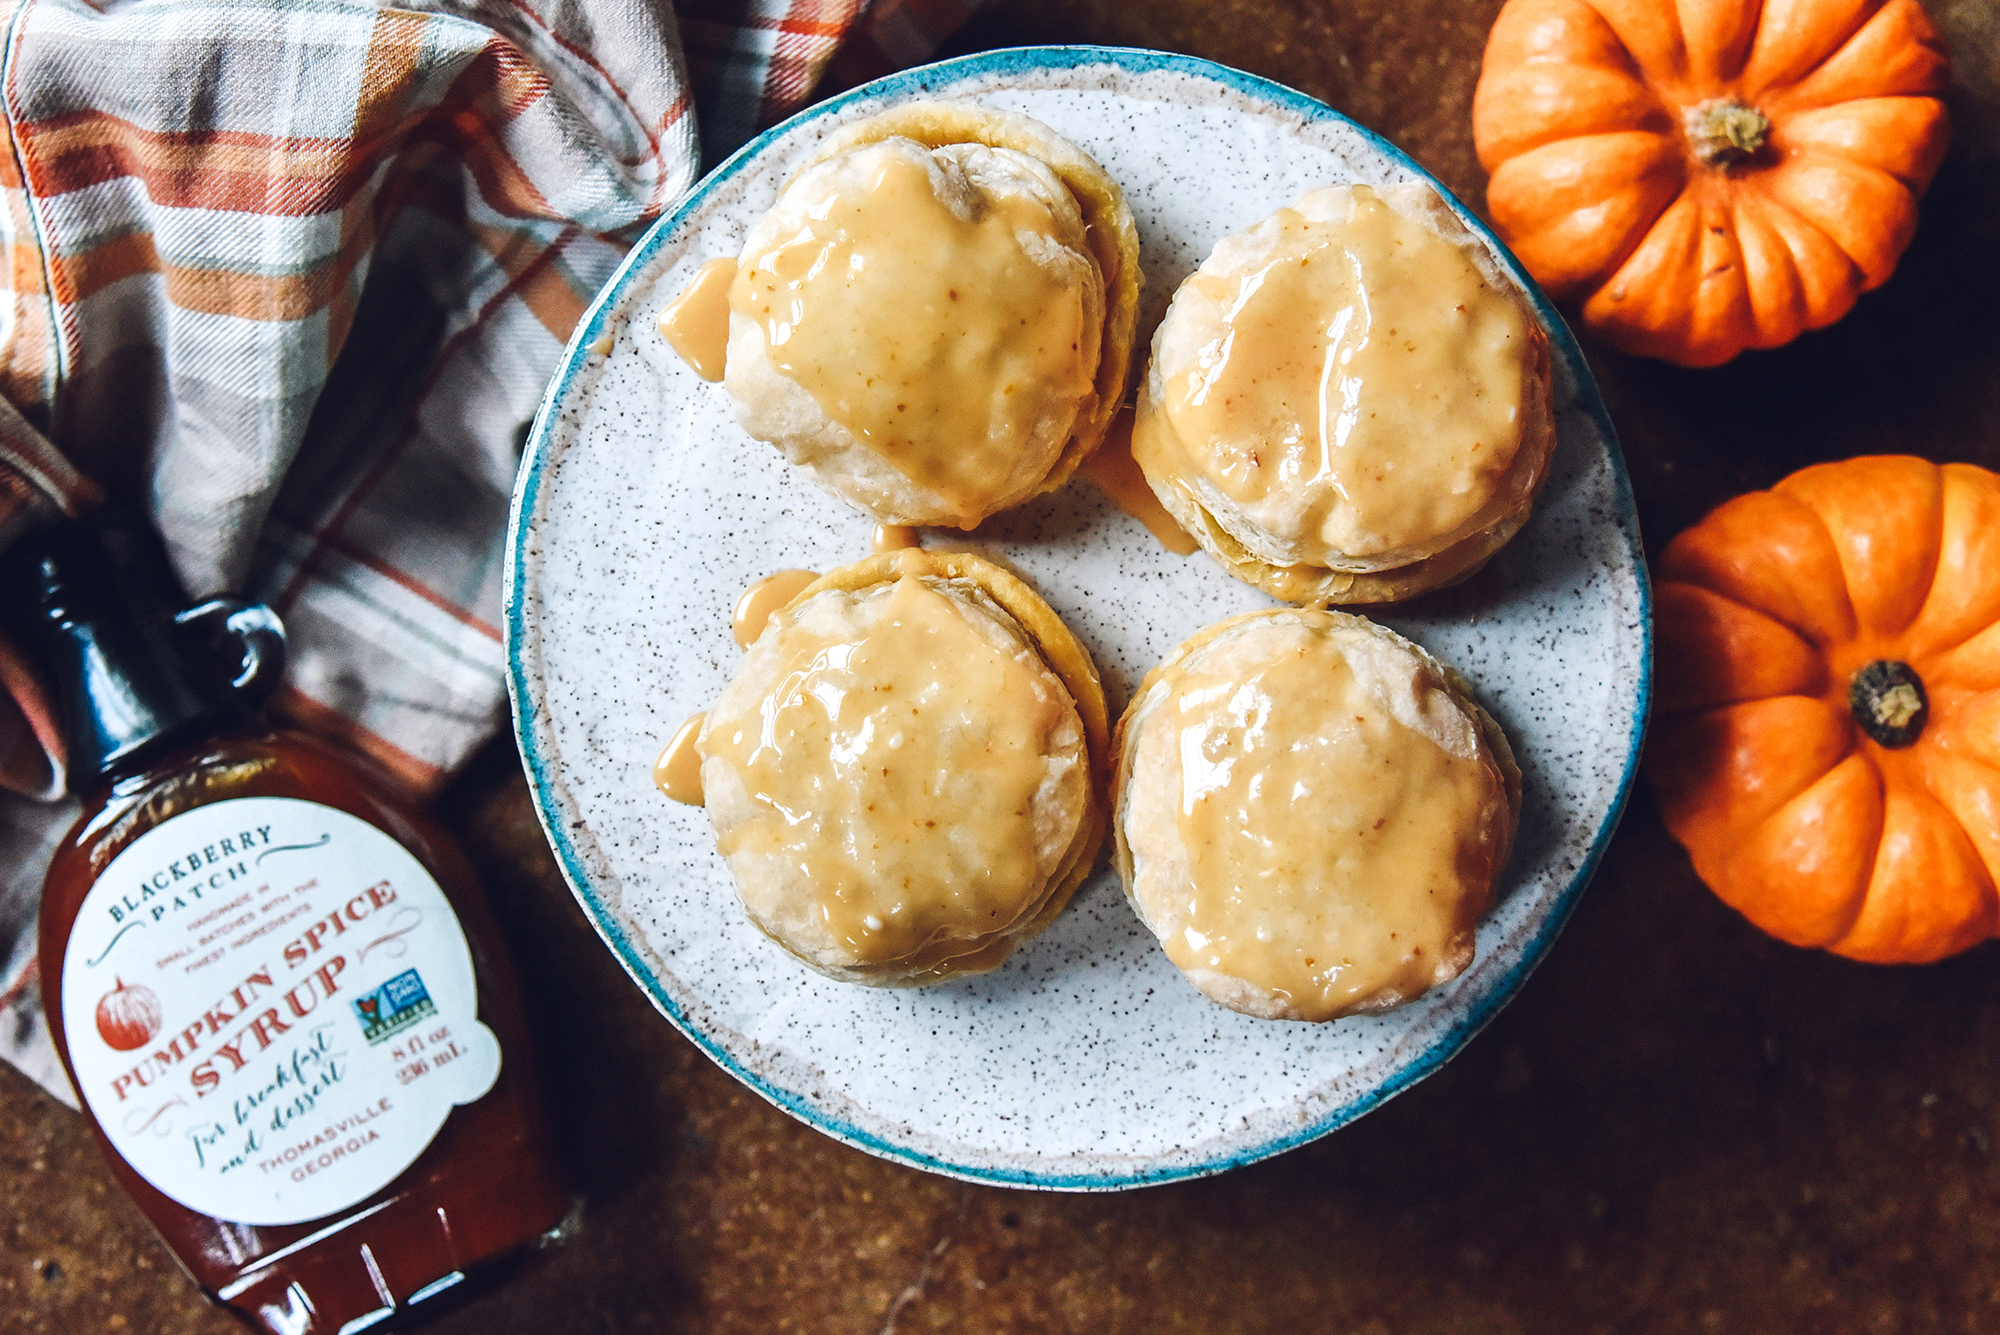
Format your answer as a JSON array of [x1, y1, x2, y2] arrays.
[[1655, 490, 1859, 648], [1763, 155, 1917, 291], [1902, 585, 2000, 675], [1586, 193, 1721, 360], [1655, 580, 1829, 712], [1473, 66, 1673, 162], [1754, 0, 1951, 112], [1675, 0, 1761, 89], [1776, 456, 1943, 638], [1677, 575, 1841, 657], [1649, 694, 1856, 854], [1725, 190, 1818, 348], [1756, 481, 1872, 646], [1587, 180, 1687, 300], [1911, 734, 2000, 788], [1488, 132, 1687, 301], [1749, 192, 1865, 333], [1766, 99, 1951, 192], [1712, 749, 1882, 949], [1738, 0, 1887, 102], [1830, 777, 1998, 963], [1904, 462, 2000, 664], [1771, 149, 1911, 199], [1573, 0, 1695, 95]]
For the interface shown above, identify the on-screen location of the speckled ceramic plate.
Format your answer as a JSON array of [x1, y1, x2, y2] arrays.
[[505, 47, 1651, 1189]]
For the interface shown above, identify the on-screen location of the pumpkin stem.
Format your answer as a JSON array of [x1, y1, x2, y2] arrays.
[[1685, 99, 1771, 170], [1850, 660, 1928, 749]]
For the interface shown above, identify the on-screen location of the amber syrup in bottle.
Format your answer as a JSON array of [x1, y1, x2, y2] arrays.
[[11, 512, 568, 1333]]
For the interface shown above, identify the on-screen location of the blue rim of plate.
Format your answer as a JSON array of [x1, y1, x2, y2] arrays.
[[504, 44, 1655, 1190]]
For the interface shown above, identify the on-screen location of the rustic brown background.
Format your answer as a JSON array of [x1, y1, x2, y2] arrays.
[[7, 1, 2000, 1331]]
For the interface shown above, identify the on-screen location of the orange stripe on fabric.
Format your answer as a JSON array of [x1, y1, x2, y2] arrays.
[[3, 193, 38, 296], [58, 212, 381, 321], [275, 685, 445, 798], [17, 24, 567, 222], [761, 0, 863, 124], [165, 253, 343, 322], [469, 219, 585, 340], [58, 229, 155, 302], [354, 9, 432, 149], [29, 109, 353, 156], [28, 115, 351, 177], [659, 84, 694, 137], [22, 114, 359, 214], [683, 9, 851, 39], [464, 41, 551, 125], [771, 0, 863, 49], [431, 110, 551, 219], [320, 530, 502, 642], [672, 0, 851, 37]]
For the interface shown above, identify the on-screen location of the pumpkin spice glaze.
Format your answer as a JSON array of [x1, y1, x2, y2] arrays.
[[1112, 609, 1520, 1020], [661, 100, 1142, 532], [1137, 185, 1533, 568], [651, 548, 1109, 986], [657, 256, 735, 382]]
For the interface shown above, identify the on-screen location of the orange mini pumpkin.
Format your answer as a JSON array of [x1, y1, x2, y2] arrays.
[[1649, 456, 2000, 963], [1473, 0, 1951, 367]]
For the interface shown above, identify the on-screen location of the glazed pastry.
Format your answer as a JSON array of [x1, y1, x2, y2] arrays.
[[1133, 182, 1556, 604], [699, 547, 1108, 985], [1111, 609, 1519, 1021], [707, 100, 1140, 530]]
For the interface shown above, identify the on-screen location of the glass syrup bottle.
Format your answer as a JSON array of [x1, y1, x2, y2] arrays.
[[11, 511, 568, 1333]]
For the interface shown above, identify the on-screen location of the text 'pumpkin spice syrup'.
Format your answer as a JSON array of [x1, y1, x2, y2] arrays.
[[7, 511, 568, 1335]]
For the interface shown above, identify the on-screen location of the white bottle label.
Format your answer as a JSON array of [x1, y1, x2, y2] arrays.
[[61, 796, 502, 1227]]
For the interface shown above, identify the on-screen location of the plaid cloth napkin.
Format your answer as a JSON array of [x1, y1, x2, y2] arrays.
[[0, 0, 979, 1104]]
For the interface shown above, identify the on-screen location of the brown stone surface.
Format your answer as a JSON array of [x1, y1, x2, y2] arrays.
[[7, 2, 2000, 1332]]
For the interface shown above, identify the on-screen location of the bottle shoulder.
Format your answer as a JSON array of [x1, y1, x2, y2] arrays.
[[46, 730, 459, 937], [79, 729, 424, 841]]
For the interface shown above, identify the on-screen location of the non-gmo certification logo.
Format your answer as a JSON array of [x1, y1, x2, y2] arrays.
[[352, 969, 437, 1046]]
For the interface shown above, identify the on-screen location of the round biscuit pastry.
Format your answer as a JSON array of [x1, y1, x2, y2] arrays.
[[699, 548, 1108, 985], [722, 101, 1141, 530], [1133, 182, 1557, 604], [1111, 609, 1520, 1021]]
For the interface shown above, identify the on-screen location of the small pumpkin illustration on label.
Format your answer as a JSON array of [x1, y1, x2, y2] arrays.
[[95, 978, 163, 1052]]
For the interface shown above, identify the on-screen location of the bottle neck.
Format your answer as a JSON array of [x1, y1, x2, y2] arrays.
[[3, 513, 262, 786]]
